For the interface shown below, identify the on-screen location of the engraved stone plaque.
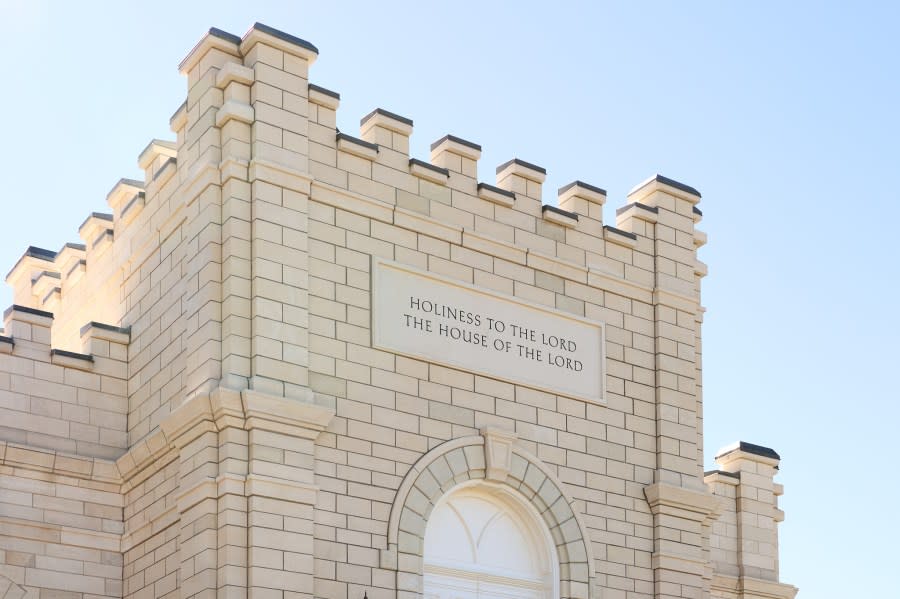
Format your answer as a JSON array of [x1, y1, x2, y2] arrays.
[[373, 259, 605, 403]]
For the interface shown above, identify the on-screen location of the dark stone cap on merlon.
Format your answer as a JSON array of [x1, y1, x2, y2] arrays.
[[704, 469, 740, 479], [409, 159, 449, 178], [60, 242, 87, 253], [542, 205, 579, 221], [559, 180, 607, 197], [631, 174, 701, 199], [477, 183, 515, 200], [107, 178, 144, 200], [336, 132, 379, 153], [246, 23, 319, 55], [25, 246, 57, 261], [6, 247, 58, 280], [308, 83, 340, 100], [80, 321, 132, 338], [209, 27, 242, 46], [657, 174, 700, 197], [603, 225, 637, 240], [3, 305, 54, 320], [430, 135, 482, 153], [361, 108, 414, 129], [50, 348, 94, 362], [616, 202, 659, 217], [716, 441, 781, 461], [78, 212, 114, 235], [178, 28, 242, 73], [497, 158, 547, 176]]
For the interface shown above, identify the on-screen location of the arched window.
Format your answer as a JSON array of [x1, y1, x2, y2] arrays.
[[423, 482, 559, 599]]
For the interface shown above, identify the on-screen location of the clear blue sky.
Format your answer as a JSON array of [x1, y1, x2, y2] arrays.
[[1, 1, 897, 595]]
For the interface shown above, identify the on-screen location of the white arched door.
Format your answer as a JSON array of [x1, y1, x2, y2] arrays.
[[423, 484, 558, 599]]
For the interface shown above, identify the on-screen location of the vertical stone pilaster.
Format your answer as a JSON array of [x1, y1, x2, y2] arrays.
[[242, 390, 334, 599], [215, 63, 256, 391], [241, 24, 318, 400], [644, 483, 721, 599], [212, 389, 251, 599], [628, 176, 719, 599], [626, 175, 705, 490], [177, 29, 243, 398], [162, 396, 221, 599]]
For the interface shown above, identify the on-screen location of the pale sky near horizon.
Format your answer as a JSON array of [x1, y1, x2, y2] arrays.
[[0, 2, 897, 596]]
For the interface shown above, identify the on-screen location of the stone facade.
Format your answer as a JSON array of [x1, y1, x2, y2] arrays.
[[0, 23, 797, 599]]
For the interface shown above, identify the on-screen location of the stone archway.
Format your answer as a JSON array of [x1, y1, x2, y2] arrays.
[[383, 428, 597, 599], [423, 480, 560, 598]]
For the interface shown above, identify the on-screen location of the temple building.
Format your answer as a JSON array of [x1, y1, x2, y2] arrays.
[[0, 23, 796, 599]]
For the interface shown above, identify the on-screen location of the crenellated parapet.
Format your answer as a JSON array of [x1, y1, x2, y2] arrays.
[[705, 442, 798, 599], [0, 25, 710, 438], [1, 18, 712, 489], [0, 22, 800, 599], [0, 305, 129, 459], [3, 24, 709, 345]]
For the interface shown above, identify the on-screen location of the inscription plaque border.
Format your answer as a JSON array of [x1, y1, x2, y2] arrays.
[[371, 258, 607, 405]]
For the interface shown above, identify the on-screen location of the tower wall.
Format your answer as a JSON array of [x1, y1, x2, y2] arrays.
[[0, 23, 795, 599]]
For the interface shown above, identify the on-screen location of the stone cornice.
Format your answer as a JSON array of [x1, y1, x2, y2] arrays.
[[0, 441, 121, 488], [644, 482, 723, 522], [158, 386, 336, 447], [240, 22, 318, 64], [179, 27, 241, 75], [712, 574, 798, 599], [241, 389, 335, 438]]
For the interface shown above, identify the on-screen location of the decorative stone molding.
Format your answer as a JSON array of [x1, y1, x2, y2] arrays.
[[644, 481, 721, 521], [241, 389, 335, 437], [384, 434, 598, 599], [712, 574, 799, 599], [0, 440, 122, 484], [481, 426, 517, 482], [160, 386, 335, 447], [644, 482, 725, 596]]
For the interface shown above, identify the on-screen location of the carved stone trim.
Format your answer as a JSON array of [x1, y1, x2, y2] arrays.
[[481, 426, 517, 482]]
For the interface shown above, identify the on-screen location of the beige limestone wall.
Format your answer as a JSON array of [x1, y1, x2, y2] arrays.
[[0, 442, 123, 599], [0, 22, 795, 599], [0, 307, 128, 460]]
